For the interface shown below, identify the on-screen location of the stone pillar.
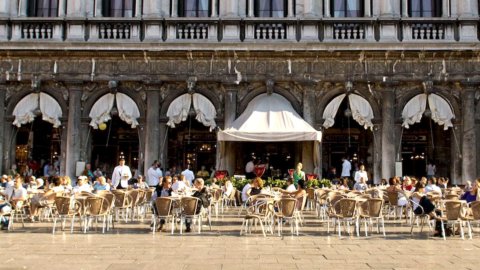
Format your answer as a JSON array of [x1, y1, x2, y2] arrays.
[[324, 0, 331, 17], [224, 86, 237, 128], [58, 0, 67, 16], [0, 85, 5, 174], [135, 0, 142, 17], [302, 0, 322, 17], [19, 0, 28, 16], [144, 90, 160, 175], [456, 0, 478, 41], [302, 86, 316, 174], [461, 86, 477, 184], [2, 119, 13, 174], [401, 0, 408, 17], [373, 124, 382, 184], [64, 85, 82, 179], [247, 0, 254, 17], [86, 0, 95, 17], [0, 0, 10, 16], [378, 0, 400, 17], [60, 120, 68, 176], [137, 123, 146, 175], [442, 0, 450, 17], [302, 141, 314, 174], [451, 124, 462, 185], [377, 0, 400, 41], [364, 0, 371, 17], [381, 88, 395, 180], [211, 0, 218, 17], [159, 122, 168, 169], [143, 0, 168, 17], [288, 0, 295, 17], [95, 0, 102, 17], [171, 0, 178, 17], [80, 121, 91, 162]]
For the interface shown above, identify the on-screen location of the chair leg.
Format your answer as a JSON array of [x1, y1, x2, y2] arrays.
[[441, 221, 446, 240], [52, 217, 57, 234], [460, 222, 465, 240], [381, 217, 386, 237]]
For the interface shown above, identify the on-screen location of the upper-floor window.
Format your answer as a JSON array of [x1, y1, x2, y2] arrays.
[[179, 0, 211, 17], [332, 0, 364, 17], [102, 0, 135, 17], [254, 0, 287, 17], [409, 0, 442, 17], [27, 0, 58, 17]]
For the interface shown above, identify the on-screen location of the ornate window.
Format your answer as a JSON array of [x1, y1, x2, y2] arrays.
[[27, 0, 58, 17], [408, 0, 442, 17], [331, 0, 364, 17], [179, 0, 211, 17], [102, 0, 135, 17], [254, 0, 288, 17]]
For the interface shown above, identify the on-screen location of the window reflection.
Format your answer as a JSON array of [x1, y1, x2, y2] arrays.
[[27, 0, 58, 17]]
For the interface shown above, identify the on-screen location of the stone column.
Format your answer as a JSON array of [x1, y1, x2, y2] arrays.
[[377, 0, 400, 41], [451, 124, 462, 185], [381, 88, 395, 180], [324, 0, 331, 17], [211, 0, 218, 17], [0, 0, 10, 16], [80, 120, 91, 162], [302, 0, 322, 17], [137, 123, 146, 175], [2, 119, 14, 174], [0, 85, 5, 174], [364, 0, 371, 17], [224, 85, 237, 128], [288, 0, 295, 17], [401, 0, 408, 17], [64, 84, 82, 179], [461, 86, 477, 184], [95, 0, 102, 17], [60, 120, 68, 176], [135, 0, 142, 17], [373, 124, 382, 184], [442, 0, 450, 17], [144, 90, 160, 175], [58, 0, 67, 16], [247, 0, 254, 17], [159, 122, 168, 169], [19, 0, 28, 16], [171, 0, 178, 17], [378, 0, 400, 17], [143, 0, 167, 17], [302, 86, 316, 174], [456, 0, 478, 41]]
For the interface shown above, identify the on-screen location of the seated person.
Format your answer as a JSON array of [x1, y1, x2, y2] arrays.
[[73, 176, 93, 194], [281, 179, 307, 210], [0, 177, 27, 229], [338, 177, 350, 190], [93, 176, 111, 192], [196, 166, 210, 178], [411, 182, 444, 236], [241, 180, 252, 203], [248, 177, 263, 196], [285, 177, 296, 192], [223, 180, 234, 198], [171, 175, 186, 192], [30, 176, 64, 220], [461, 178, 479, 203], [353, 177, 368, 192], [185, 178, 210, 232], [425, 177, 442, 196], [153, 177, 173, 231], [134, 175, 149, 189]]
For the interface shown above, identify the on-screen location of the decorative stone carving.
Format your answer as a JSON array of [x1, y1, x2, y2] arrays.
[[5, 83, 30, 101], [266, 79, 274, 95]]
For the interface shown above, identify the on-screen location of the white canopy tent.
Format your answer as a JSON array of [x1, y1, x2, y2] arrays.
[[166, 93, 217, 131], [89, 93, 141, 129], [322, 93, 374, 130], [12, 92, 63, 128], [401, 93, 455, 130], [217, 93, 322, 175]]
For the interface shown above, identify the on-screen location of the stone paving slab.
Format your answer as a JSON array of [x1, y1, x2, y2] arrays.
[[1, 210, 479, 270]]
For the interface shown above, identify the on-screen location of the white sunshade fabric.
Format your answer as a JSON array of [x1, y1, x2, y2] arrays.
[[89, 93, 140, 129], [217, 93, 321, 142], [166, 93, 217, 131], [12, 93, 63, 128], [322, 94, 374, 130], [401, 93, 454, 130]]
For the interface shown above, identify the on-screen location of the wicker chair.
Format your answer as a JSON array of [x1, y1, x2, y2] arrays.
[[314, 189, 329, 220], [0, 204, 14, 231], [97, 192, 115, 230], [179, 197, 202, 234], [210, 188, 224, 218], [359, 198, 386, 237], [386, 191, 408, 221], [466, 201, 480, 236], [273, 198, 298, 236], [240, 198, 274, 237], [328, 198, 359, 237], [438, 200, 471, 240], [84, 196, 109, 233], [52, 196, 81, 234], [306, 188, 316, 210], [153, 197, 175, 234], [112, 190, 133, 223], [409, 199, 434, 236]]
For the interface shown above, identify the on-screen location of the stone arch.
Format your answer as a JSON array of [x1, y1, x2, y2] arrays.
[[6, 87, 68, 119], [395, 85, 461, 121], [316, 83, 381, 126], [82, 86, 146, 119], [160, 85, 222, 118], [238, 84, 302, 116]]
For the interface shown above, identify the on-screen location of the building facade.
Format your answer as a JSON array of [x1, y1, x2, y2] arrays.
[[0, 0, 479, 184]]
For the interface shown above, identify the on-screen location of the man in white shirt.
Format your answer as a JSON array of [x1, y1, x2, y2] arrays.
[[354, 165, 368, 183], [341, 157, 352, 178], [111, 158, 132, 189], [8, 177, 28, 206], [181, 165, 195, 187], [147, 160, 162, 187], [425, 177, 442, 195], [171, 176, 186, 192], [286, 177, 297, 192], [73, 176, 92, 194]]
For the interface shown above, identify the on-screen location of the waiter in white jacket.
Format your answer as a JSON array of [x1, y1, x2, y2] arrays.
[[354, 164, 368, 184], [111, 158, 132, 189]]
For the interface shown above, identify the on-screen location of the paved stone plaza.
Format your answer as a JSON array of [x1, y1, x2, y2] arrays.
[[1, 209, 479, 270]]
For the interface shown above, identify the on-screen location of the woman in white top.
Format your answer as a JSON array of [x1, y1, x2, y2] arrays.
[[354, 165, 368, 183], [30, 176, 65, 220], [223, 180, 234, 198]]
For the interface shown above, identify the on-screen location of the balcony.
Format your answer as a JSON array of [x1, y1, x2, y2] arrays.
[[11, 18, 63, 41], [165, 18, 217, 41], [401, 18, 455, 41], [323, 18, 374, 41], [88, 18, 141, 42], [244, 18, 296, 41]]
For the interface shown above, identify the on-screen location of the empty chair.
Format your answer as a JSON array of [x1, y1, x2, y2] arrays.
[[274, 198, 299, 236], [359, 198, 386, 237], [52, 196, 81, 234]]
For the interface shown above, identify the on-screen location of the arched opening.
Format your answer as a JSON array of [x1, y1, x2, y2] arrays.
[[165, 93, 217, 174], [11, 92, 63, 177], [322, 94, 374, 180], [88, 93, 141, 176], [400, 93, 455, 178]]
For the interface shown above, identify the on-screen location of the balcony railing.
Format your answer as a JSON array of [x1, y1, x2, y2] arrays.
[[3, 16, 475, 43]]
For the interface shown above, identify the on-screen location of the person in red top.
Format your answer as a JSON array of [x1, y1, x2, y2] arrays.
[[402, 176, 415, 191]]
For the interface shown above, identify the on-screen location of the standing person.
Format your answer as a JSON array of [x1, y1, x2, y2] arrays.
[[341, 157, 352, 179], [354, 164, 368, 183], [293, 162, 305, 186], [181, 164, 195, 187], [82, 163, 95, 182], [196, 165, 210, 178], [426, 161, 436, 179], [111, 158, 132, 189], [245, 158, 255, 179], [147, 160, 162, 188]]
